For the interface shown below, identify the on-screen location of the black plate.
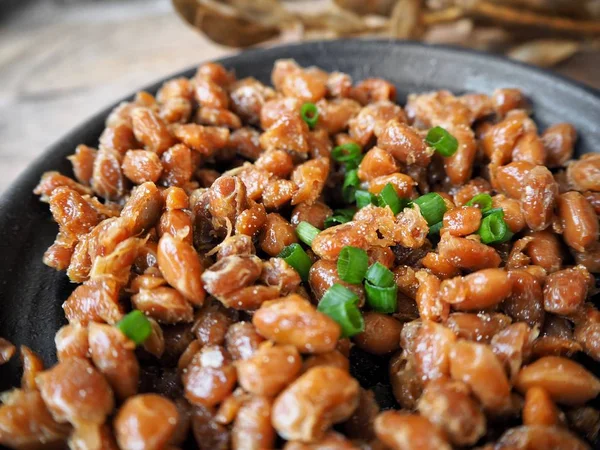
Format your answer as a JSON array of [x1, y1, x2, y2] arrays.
[[1, 38, 599, 422]]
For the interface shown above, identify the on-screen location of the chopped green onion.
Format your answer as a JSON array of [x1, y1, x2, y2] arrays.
[[342, 169, 360, 203], [411, 192, 447, 226], [344, 154, 363, 171], [425, 126, 459, 157], [332, 143, 361, 164], [337, 246, 369, 284], [324, 208, 355, 228], [483, 207, 504, 218], [116, 310, 152, 345], [279, 243, 312, 281], [465, 193, 493, 213], [317, 284, 365, 337], [377, 183, 406, 215], [428, 221, 443, 235], [365, 282, 398, 313], [356, 190, 376, 209], [478, 210, 513, 244], [300, 102, 319, 129], [296, 221, 320, 246], [365, 262, 395, 288]]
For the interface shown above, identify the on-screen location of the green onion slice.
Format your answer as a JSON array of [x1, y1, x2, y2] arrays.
[[337, 246, 369, 284], [116, 310, 152, 345], [377, 183, 406, 215], [428, 221, 443, 235], [425, 126, 459, 157], [279, 243, 312, 281], [300, 102, 319, 129], [478, 210, 513, 244], [342, 169, 360, 203], [482, 207, 504, 218], [465, 193, 493, 214], [411, 192, 447, 226], [317, 284, 365, 338], [332, 142, 361, 164], [356, 190, 376, 209], [365, 281, 398, 314], [365, 262, 395, 288], [296, 221, 320, 246], [324, 208, 355, 228]]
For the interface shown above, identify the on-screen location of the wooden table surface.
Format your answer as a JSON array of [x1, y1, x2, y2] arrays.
[[0, 0, 598, 194]]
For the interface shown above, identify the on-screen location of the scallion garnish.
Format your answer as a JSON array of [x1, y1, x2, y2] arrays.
[[411, 192, 447, 226], [425, 126, 459, 157], [356, 190, 376, 209], [317, 284, 365, 337], [296, 221, 320, 246], [116, 310, 152, 345], [478, 210, 513, 244], [365, 282, 398, 313], [279, 243, 312, 281], [482, 207, 504, 218], [364, 262, 395, 288], [337, 246, 369, 284], [332, 143, 361, 164], [342, 169, 360, 203], [465, 193, 493, 214], [428, 221, 443, 235], [377, 183, 406, 215], [324, 208, 355, 228], [300, 102, 319, 129]]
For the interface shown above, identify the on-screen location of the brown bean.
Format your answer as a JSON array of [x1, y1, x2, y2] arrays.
[[281, 70, 327, 103], [272, 366, 359, 441], [315, 98, 361, 134], [351, 78, 396, 105], [414, 270, 449, 322], [122, 150, 163, 184], [354, 312, 403, 355], [284, 431, 358, 450], [309, 259, 366, 306], [368, 173, 415, 199], [311, 221, 370, 261], [515, 356, 600, 405], [542, 123, 576, 168], [262, 179, 296, 210], [568, 153, 600, 192], [68, 145, 97, 186], [502, 270, 545, 328], [525, 230, 563, 273], [132, 287, 194, 324], [442, 206, 482, 237], [259, 213, 298, 257], [192, 302, 235, 347], [131, 107, 174, 154], [417, 379, 486, 446], [36, 357, 114, 425], [492, 322, 538, 381], [492, 88, 528, 117], [449, 340, 511, 411], [201, 255, 262, 299], [183, 345, 237, 407], [291, 158, 329, 206], [88, 323, 139, 400], [558, 191, 599, 252], [523, 386, 561, 426], [255, 149, 294, 178], [261, 257, 302, 296], [63, 278, 124, 325], [520, 165, 558, 231], [160, 144, 193, 187], [260, 114, 310, 155], [0, 389, 70, 448], [196, 62, 235, 87], [235, 201, 267, 237], [49, 187, 101, 237], [349, 100, 406, 147], [498, 425, 590, 450], [512, 131, 546, 165], [492, 195, 526, 233], [171, 123, 229, 157], [158, 209, 193, 245], [253, 294, 341, 354], [389, 351, 423, 409], [437, 234, 501, 270], [260, 97, 301, 129], [482, 112, 526, 165], [237, 343, 302, 397], [357, 146, 398, 182], [440, 268, 512, 311], [225, 322, 265, 361], [121, 182, 164, 235], [191, 405, 231, 449], [420, 252, 460, 279], [444, 124, 477, 185], [543, 266, 591, 315], [493, 161, 536, 199], [302, 349, 350, 374], [20, 346, 44, 391], [114, 394, 179, 450], [402, 320, 456, 381], [232, 396, 275, 450], [378, 120, 432, 166], [374, 411, 451, 450], [0, 338, 15, 366], [158, 233, 205, 306], [225, 285, 279, 310], [445, 312, 511, 343]]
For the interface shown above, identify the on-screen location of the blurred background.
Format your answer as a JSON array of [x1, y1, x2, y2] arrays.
[[0, 0, 598, 194]]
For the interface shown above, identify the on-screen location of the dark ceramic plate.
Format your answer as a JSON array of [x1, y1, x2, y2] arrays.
[[0, 39, 599, 440]]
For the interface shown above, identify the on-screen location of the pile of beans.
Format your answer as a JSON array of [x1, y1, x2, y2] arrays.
[[0, 59, 598, 449]]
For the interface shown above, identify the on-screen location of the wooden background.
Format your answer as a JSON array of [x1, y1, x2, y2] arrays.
[[0, 0, 598, 194]]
